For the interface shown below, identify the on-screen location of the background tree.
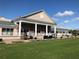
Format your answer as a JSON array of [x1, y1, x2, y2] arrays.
[[69, 30, 79, 37]]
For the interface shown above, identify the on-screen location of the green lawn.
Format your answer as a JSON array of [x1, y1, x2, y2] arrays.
[[0, 38, 79, 59]]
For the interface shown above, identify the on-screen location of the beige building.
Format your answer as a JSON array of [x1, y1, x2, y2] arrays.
[[0, 10, 56, 40]]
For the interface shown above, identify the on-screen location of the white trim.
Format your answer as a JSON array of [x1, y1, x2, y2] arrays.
[[15, 20, 51, 26]]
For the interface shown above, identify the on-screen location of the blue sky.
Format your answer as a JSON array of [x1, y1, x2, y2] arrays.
[[0, 0, 79, 29]]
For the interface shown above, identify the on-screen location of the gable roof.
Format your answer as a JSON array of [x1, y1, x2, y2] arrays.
[[14, 10, 56, 25]]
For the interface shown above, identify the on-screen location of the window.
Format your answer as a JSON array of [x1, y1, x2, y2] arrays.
[[2, 28, 13, 36]]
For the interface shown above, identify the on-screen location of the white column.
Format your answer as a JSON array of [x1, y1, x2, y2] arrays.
[[0, 28, 2, 36], [46, 25, 48, 35], [19, 21, 21, 36], [54, 25, 56, 37], [35, 23, 37, 37]]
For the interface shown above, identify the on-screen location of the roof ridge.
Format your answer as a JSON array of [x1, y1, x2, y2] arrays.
[[20, 10, 45, 18]]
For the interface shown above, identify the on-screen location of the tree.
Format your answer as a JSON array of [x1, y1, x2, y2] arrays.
[[69, 30, 79, 37]]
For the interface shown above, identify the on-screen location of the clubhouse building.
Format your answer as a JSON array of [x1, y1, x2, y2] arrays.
[[0, 10, 56, 40]]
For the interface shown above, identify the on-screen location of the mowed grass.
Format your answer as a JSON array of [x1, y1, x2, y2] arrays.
[[0, 38, 79, 59]]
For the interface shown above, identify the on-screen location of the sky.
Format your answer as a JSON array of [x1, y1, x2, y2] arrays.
[[0, 0, 79, 30]]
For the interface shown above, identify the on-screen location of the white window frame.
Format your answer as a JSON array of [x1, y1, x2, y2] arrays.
[[2, 28, 13, 36]]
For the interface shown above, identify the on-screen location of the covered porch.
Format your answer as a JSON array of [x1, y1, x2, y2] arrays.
[[18, 20, 56, 39]]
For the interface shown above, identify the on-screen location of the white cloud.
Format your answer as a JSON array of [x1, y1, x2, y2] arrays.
[[64, 20, 70, 23], [52, 17, 59, 21], [54, 10, 74, 17], [71, 17, 79, 22], [63, 17, 79, 24], [0, 17, 11, 21], [57, 25, 64, 28], [74, 17, 79, 21]]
